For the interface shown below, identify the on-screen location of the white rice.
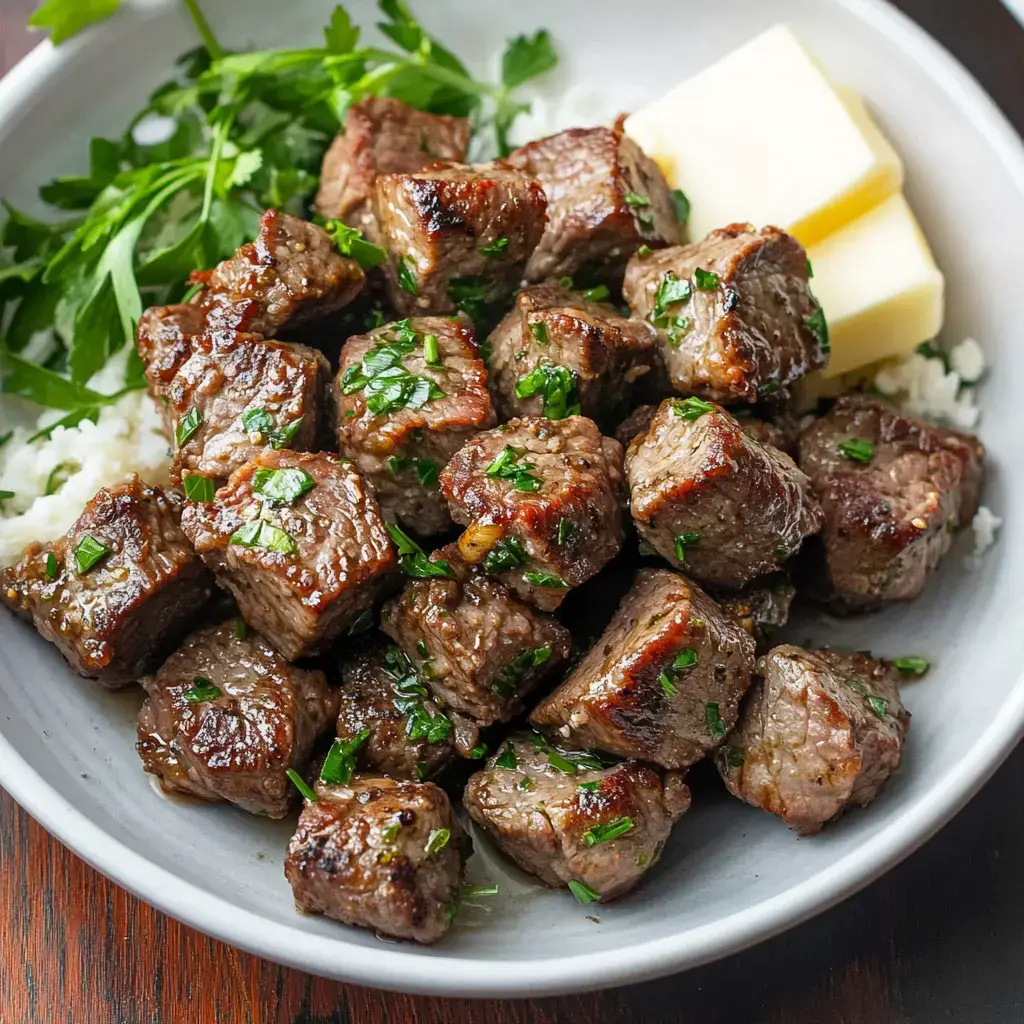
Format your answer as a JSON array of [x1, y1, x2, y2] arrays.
[[0, 352, 171, 566]]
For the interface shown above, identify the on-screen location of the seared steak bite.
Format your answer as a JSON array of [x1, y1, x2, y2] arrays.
[[797, 394, 984, 611], [137, 622, 338, 817], [717, 645, 910, 834], [181, 451, 396, 661], [464, 733, 690, 901], [381, 545, 572, 728], [440, 416, 625, 611], [530, 569, 756, 769], [623, 224, 828, 403], [626, 399, 823, 587], [336, 643, 455, 782], [375, 162, 547, 317], [335, 316, 495, 535], [285, 775, 467, 945], [191, 210, 364, 337], [486, 283, 658, 428], [316, 97, 471, 244], [713, 577, 796, 651], [167, 329, 329, 483], [504, 123, 684, 284], [2, 476, 212, 688]]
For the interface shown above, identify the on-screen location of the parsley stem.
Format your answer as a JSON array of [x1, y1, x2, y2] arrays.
[[181, 0, 225, 61]]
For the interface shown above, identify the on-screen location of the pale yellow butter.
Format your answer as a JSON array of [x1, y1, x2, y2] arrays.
[[809, 193, 945, 378], [624, 24, 904, 248]]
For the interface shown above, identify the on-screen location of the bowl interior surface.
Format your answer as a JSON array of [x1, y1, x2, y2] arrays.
[[0, 0, 1022, 998]]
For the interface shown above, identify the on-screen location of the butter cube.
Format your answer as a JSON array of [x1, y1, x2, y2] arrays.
[[625, 25, 904, 248], [809, 193, 945, 378]]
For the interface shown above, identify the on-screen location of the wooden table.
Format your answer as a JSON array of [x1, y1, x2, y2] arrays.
[[2, 2, 1022, 1020]]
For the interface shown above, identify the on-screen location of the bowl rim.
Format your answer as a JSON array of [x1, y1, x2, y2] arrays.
[[1, 0, 1023, 999]]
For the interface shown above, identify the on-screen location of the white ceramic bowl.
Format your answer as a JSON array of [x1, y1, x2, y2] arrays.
[[1, 0, 1022, 998]]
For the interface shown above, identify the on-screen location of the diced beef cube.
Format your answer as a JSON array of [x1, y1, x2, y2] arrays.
[[191, 210, 364, 337], [797, 394, 984, 611], [181, 451, 396, 660], [440, 416, 625, 611], [334, 316, 495, 535], [623, 223, 828, 403], [2, 476, 212, 687], [530, 569, 755, 768], [166, 329, 329, 483], [486, 283, 658, 429], [716, 645, 910, 834], [381, 545, 572, 728], [316, 97, 471, 244], [285, 775, 467, 944], [336, 643, 455, 782], [735, 410, 802, 458], [464, 733, 690, 900], [713, 576, 795, 652], [137, 621, 338, 817], [503, 123, 684, 284], [626, 399, 823, 587], [615, 404, 658, 449], [375, 163, 547, 317]]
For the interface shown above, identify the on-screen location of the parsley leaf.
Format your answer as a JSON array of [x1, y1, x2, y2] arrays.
[[491, 644, 552, 698], [387, 523, 456, 579], [252, 466, 316, 506], [672, 397, 716, 421], [28, 0, 121, 46], [482, 535, 529, 573], [582, 817, 634, 847], [342, 328, 446, 417], [229, 520, 297, 555], [184, 676, 221, 703], [839, 438, 874, 464], [514, 361, 581, 420], [387, 454, 439, 488], [320, 730, 371, 786], [486, 445, 542, 492], [324, 220, 386, 270], [652, 271, 692, 320]]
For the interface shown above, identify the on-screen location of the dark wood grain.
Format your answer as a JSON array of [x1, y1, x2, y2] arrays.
[[2, 2, 1023, 1021]]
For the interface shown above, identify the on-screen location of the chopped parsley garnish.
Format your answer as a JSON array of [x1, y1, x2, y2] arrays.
[[759, 380, 781, 397], [241, 407, 273, 435], [674, 532, 700, 563], [341, 329, 447, 417], [323, 220, 386, 270], [838, 438, 875, 464], [414, 761, 429, 781], [672, 396, 715, 421], [320, 729, 370, 786], [557, 518, 580, 547], [660, 648, 698, 696], [183, 473, 215, 503], [44, 552, 58, 580], [398, 256, 418, 295], [581, 285, 610, 303], [577, 781, 600, 793], [568, 880, 600, 905], [269, 417, 303, 450], [636, 244, 653, 257], [486, 445, 542, 492], [45, 461, 76, 496], [366, 309, 386, 330], [387, 524, 456, 579], [416, 640, 429, 658], [705, 701, 727, 741], [469, 744, 488, 759], [385, 646, 452, 743], [624, 191, 654, 231], [652, 271, 692, 320], [672, 188, 691, 222], [694, 267, 720, 291], [422, 333, 442, 367], [806, 305, 830, 354], [846, 679, 889, 718], [425, 828, 451, 856], [583, 816, 634, 847], [515, 361, 581, 420], [529, 321, 550, 345], [623, 190, 651, 208], [517, 776, 533, 790], [482, 535, 529, 573], [184, 677, 221, 703], [229, 520, 297, 554], [805, 257, 814, 278], [347, 609, 374, 636], [724, 745, 745, 769], [252, 466, 315, 506], [286, 769, 317, 803], [72, 535, 109, 574], [381, 820, 402, 844], [893, 656, 930, 676], [387, 454, 439, 488], [523, 572, 569, 589], [175, 407, 202, 447], [479, 236, 509, 259], [494, 744, 519, 770], [449, 275, 489, 323], [491, 644, 552, 698], [547, 751, 577, 774], [659, 314, 691, 348], [558, 276, 574, 290], [233, 619, 247, 640]]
